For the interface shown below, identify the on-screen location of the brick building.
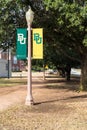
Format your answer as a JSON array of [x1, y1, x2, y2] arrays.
[[12, 56, 25, 71], [0, 50, 25, 72]]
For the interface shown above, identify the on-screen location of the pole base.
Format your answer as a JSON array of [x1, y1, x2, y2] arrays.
[[25, 96, 34, 106]]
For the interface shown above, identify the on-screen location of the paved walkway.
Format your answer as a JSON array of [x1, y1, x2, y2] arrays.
[[0, 85, 26, 111], [0, 74, 45, 111]]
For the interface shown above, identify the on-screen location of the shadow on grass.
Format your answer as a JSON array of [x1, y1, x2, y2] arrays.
[[45, 83, 79, 91], [34, 94, 87, 105], [33, 76, 80, 91]]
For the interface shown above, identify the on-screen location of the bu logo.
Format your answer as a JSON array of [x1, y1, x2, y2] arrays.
[[18, 33, 26, 44], [34, 33, 42, 44]]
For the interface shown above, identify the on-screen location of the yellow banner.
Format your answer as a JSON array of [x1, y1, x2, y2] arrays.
[[32, 28, 43, 59]]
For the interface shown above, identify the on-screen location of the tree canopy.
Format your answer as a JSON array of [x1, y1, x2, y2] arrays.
[[0, 0, 26, 50], [0, 0, 87, 90]]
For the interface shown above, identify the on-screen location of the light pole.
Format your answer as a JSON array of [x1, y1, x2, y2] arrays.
[[25, 8, 34, 105], [7, 44, 9, 79]]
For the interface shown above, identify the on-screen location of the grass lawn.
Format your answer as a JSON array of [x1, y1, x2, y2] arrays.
[[0, 76, 87, 130], [0, 78, 27, 87], [0, 99, 87, 130]]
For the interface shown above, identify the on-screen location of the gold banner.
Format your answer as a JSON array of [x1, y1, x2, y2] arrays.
[[32, 28, 43, 59]]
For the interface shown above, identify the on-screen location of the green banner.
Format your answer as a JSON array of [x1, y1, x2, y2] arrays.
[[16, 28, 27, 59]]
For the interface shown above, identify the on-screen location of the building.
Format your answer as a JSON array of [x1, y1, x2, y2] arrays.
[[0, 49, 11, 77], [12, 55, 26, 71]]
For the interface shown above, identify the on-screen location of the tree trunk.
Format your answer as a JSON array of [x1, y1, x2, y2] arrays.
[[66, 65, 71, 81], [80, 54, 87, 91]]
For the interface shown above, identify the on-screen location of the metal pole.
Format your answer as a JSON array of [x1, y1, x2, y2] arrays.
[[8, 45, 9, 79], [43, 64, 45, 80], [25, 22, 33, 105]]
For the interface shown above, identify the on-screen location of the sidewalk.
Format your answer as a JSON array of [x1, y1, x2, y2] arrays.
[[0, 74, 46, 111], [0, 85, 26, 111]]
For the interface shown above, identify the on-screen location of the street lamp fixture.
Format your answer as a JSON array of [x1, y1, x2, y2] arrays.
[[25, 8, 34, 105], [26, 8, 34, 24]]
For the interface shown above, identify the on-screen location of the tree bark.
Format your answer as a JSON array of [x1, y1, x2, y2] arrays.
[[80, 54, 87, 91], [66, 65, 71, 81]]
